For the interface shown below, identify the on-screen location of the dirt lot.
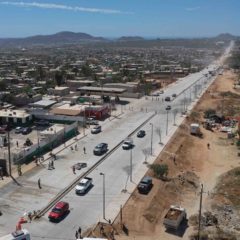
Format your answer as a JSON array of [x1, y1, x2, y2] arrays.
[[87, 70, 240, 240]]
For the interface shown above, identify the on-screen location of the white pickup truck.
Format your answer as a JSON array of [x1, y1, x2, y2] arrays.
[[163, 205, 187, 230], [75, 177, 92, 195]]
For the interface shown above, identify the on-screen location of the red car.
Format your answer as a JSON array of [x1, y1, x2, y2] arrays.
[[48, 201, 69, 221]]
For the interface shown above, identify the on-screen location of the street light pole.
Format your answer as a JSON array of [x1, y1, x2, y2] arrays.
[[100, 172, 105, 220], [7, 130, 12, 176], [150, 123, 153, 155], [166, 110, 169, 136]]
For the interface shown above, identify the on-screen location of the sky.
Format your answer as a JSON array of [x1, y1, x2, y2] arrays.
[[0, 0, 239, 38]]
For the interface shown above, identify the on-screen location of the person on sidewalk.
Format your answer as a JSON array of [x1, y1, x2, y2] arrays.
[[75, 231, 78, 239], [78, 227, 81, 238], [72, 165, 76, 174], [37, 178, 41, 189], [83, 147, 86, 154]]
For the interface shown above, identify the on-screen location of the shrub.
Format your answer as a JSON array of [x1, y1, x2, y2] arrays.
[[149, 164, 168, 179]]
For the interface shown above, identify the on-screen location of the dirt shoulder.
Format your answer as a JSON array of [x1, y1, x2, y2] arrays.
[[88, 70, 240, 240]]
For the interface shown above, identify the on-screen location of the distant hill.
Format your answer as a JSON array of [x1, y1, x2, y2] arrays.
[[0, 31, 106, 47], [214, 33, 237, 41], [117, 36, 145, 41]]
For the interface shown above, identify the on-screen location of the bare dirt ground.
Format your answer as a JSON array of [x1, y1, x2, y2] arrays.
[[88, 70, 240, 240]]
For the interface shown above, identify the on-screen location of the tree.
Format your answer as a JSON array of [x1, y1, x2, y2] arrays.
[[155, 127, 163, 145], [55, 71, 65, 86], [149, 164, 169, 180], [173, 109, 178, 126], [142, 148, 151, 164], [81, 64, 92, 77]]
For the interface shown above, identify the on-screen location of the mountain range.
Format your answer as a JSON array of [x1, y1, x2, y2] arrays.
[[0, 31, 237, 48]]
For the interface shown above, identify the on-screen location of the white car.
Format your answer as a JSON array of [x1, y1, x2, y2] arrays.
[[75, 177, 92, 195], [91, 125, 101, 134]]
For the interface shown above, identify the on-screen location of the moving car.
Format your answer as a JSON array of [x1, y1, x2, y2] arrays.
[[122, 139, 134, 150], [91, 125, 101, 134], [75, 177, 93, 195], [48, 201, 69, 222], [165, 96, 171, 101], [137, 130, 146, 138], [93, 143, 108, 155], [21, 127, 32, 135], [137, 176, 153, 194], [172, 93, 177, 98], [165, 105, 171, 110]]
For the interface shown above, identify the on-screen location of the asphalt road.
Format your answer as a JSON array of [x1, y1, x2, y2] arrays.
[[0, 42, 233, 239]]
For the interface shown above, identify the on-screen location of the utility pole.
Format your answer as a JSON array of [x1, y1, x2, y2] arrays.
[[100, 172, 106, 220], [198, 184, 203, 240], [7, 130, 12, 176], [150, 123, 153, 155]]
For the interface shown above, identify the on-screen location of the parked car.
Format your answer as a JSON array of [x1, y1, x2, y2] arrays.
[[137, 130, 146, 138], [0, 125, 7, 134], [93, 143, 108, 155], [159, 90, 164, 94], [91, 125, 101, 134], [86, 117, 99, 125], [165, 96, 171, 101], [122, 139, 134, 150], [48, 201, 69, 222], [21, 127, 32, 135], [165, 105, 171, 110], [35, 120, 50, 126], [75, 177, 93, 195], [15, 126, 23, 134], [137, 176, 153, 194]]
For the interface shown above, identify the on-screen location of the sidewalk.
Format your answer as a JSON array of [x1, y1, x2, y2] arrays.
[[0, 107, 130, 189], [0, 128, 87, 188]]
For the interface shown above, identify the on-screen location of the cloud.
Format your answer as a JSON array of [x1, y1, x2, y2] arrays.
[[185, 6, 200, 11], [0, 1, 133, 14]]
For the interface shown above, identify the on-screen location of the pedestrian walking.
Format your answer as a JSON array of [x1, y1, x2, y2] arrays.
[[17, 165, 22, 176], [72, 165, 76, 174], [37, 178, 41, 189], [75, 144, 78, 151], [78, 227, 81, 238], [16, 141, 19, 147], [34, 156, 38, 166], [53, 154, 57, 160], [83, 147, 86, 154], [207, 143, 210, 149], [51, 159, 55, 169], [70, 146, 74, 151], [75, 231, 78, 239]]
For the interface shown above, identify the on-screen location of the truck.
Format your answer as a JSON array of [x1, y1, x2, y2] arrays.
[[0, 229, 31, 240], [75, 177, 93, 195], [163, 205, 187, 230], [190, 123, 202, 137]]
